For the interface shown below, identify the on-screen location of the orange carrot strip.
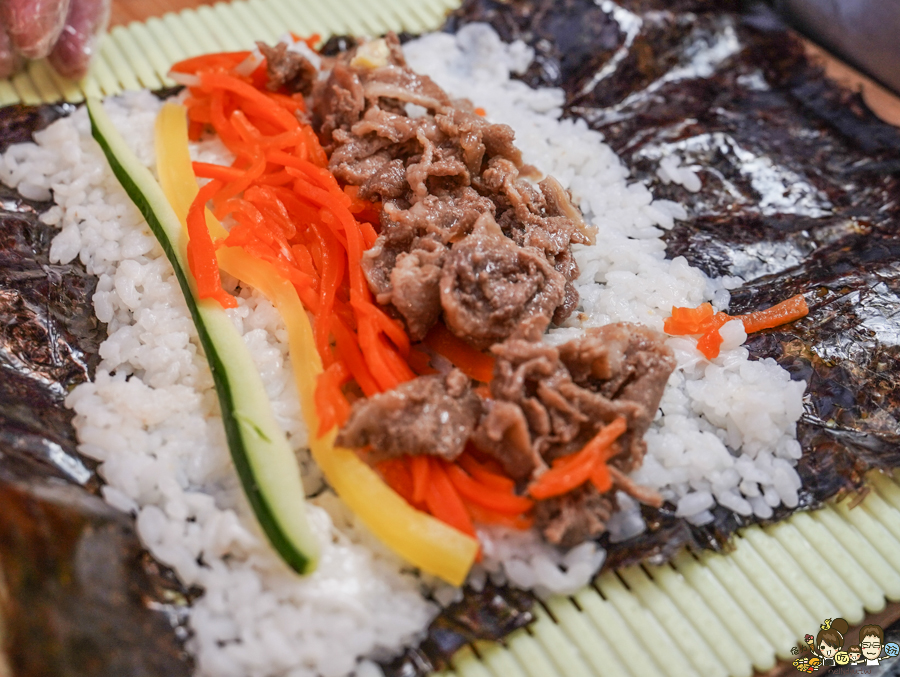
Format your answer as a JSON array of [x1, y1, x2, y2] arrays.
[[582, 417, 628, 461], [314, 360, 351, 435], [528, 455, 595, 500], [213, 152, 267, 207], [352, 299, 411, 357], [170, 51, 251, 74], [258, 170, 294, 187], [664, 302, 715, 335], [255, 127, 307, 151], [267, 91, 307, 114], [358, 219, 378, 248], [192, 161, 245, 182], [377, 459, 415, 506], [425, 459, 476, 537], [589, 463, 612, 493], [445, 464, 533, 515], [528, 418, 627, 499], [693, 311, 730, 359], [696, 327, 724, 360], [464, 500, 533, 530], [229, 109, 262, 144], [291, 244, 317, 281], [199, 72, 300, 131], [331, 316, 381, 397], [736, 294, 809, 334], [188, 120, 204, 141], [186, 103, 212, 124], [406, 347, 439, 376], [457, 453, 515, 492], [299, 126, 328, 167], [410, 455, 431, 505], [240, 99, 291, 136], [356, 319, 407, 390], [423, 322, 495, 383], [246, 186, 297, 239], [186, 179, 236, 308], [307, 219, 345, 363], [206, 89, 251, 157]]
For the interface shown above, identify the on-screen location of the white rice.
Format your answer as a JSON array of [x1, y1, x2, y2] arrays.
[[0, 24, 806, 677]]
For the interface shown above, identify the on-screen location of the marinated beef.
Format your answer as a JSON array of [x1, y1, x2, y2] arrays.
[[473, 324, 674, 545], [258, 42, 317, 95], [533, 484, 614, 549], [440, 213, 566, 349], [335, 369, 481, 461], [311, 34, 585, 344], [559, 323, 677, 438], [389, 237, 446, 340], [313, 63, 365, 146], [312, 36, 674, 550]]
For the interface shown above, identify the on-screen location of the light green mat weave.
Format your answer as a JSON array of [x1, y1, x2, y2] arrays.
[[0, 0, 459, 105]]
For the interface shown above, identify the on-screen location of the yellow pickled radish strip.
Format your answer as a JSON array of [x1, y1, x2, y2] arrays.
[[156, 102, 479, 586], [155, 102, 229, 245]]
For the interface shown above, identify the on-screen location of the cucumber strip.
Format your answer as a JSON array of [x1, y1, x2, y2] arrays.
[[86, 97, 320, 574]]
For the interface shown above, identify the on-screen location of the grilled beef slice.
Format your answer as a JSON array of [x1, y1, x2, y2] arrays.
[[335, 369, 482, 461], [312, 33, 585, 345], [475, 325, 675, 545]]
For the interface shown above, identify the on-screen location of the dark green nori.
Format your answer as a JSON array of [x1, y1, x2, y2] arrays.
[[383, 582, 534, 674], [374, 2, 900, 673], [447, 0, 900, 566]]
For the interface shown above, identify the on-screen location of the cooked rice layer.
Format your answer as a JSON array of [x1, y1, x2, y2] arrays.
[[0, 24, 805, 677]]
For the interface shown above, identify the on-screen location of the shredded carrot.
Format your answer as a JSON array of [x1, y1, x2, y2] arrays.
[[377, 458, 415, 505], [458, 452, 515, 492], [170, 51, 251, 74], [528, 417, 627, 499], [445, 463, 533, 515], [422, 322, 496, 382], [736, 294, 809, 333], [407, 347, 439, 376], [474, 107, 486, 117], [314, 361, 351, 435], [186, 179, 236, 308], [590, 463, 612, 493], [410, 455, 431, 506], [665, 294, 809, 359], [289, 32, 321, 50], [663, 302, 716, 335], [464, 500, 533, 530], [424, 458, 476, 538]]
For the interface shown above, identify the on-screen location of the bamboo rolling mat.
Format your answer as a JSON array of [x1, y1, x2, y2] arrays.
[[4, 1, 900, 675], [0, 0, 459, 105]]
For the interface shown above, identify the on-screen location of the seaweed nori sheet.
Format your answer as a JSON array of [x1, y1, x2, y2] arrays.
[[447, 0, 900, 559], [2, 2, 900, 675], [383, 1, 900, 673]]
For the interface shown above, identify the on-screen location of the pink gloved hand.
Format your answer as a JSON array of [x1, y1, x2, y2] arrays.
[[0, 0, 110, 81], [49, 0, 111, 80]]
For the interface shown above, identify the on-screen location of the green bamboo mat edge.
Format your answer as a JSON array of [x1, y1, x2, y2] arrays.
[[6, 2, 900, 676], [448, 471, 900, 677], [0, 0, 461, 105]]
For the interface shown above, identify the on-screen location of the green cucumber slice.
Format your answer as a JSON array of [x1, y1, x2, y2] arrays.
[[87, 97, 320, 574]]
